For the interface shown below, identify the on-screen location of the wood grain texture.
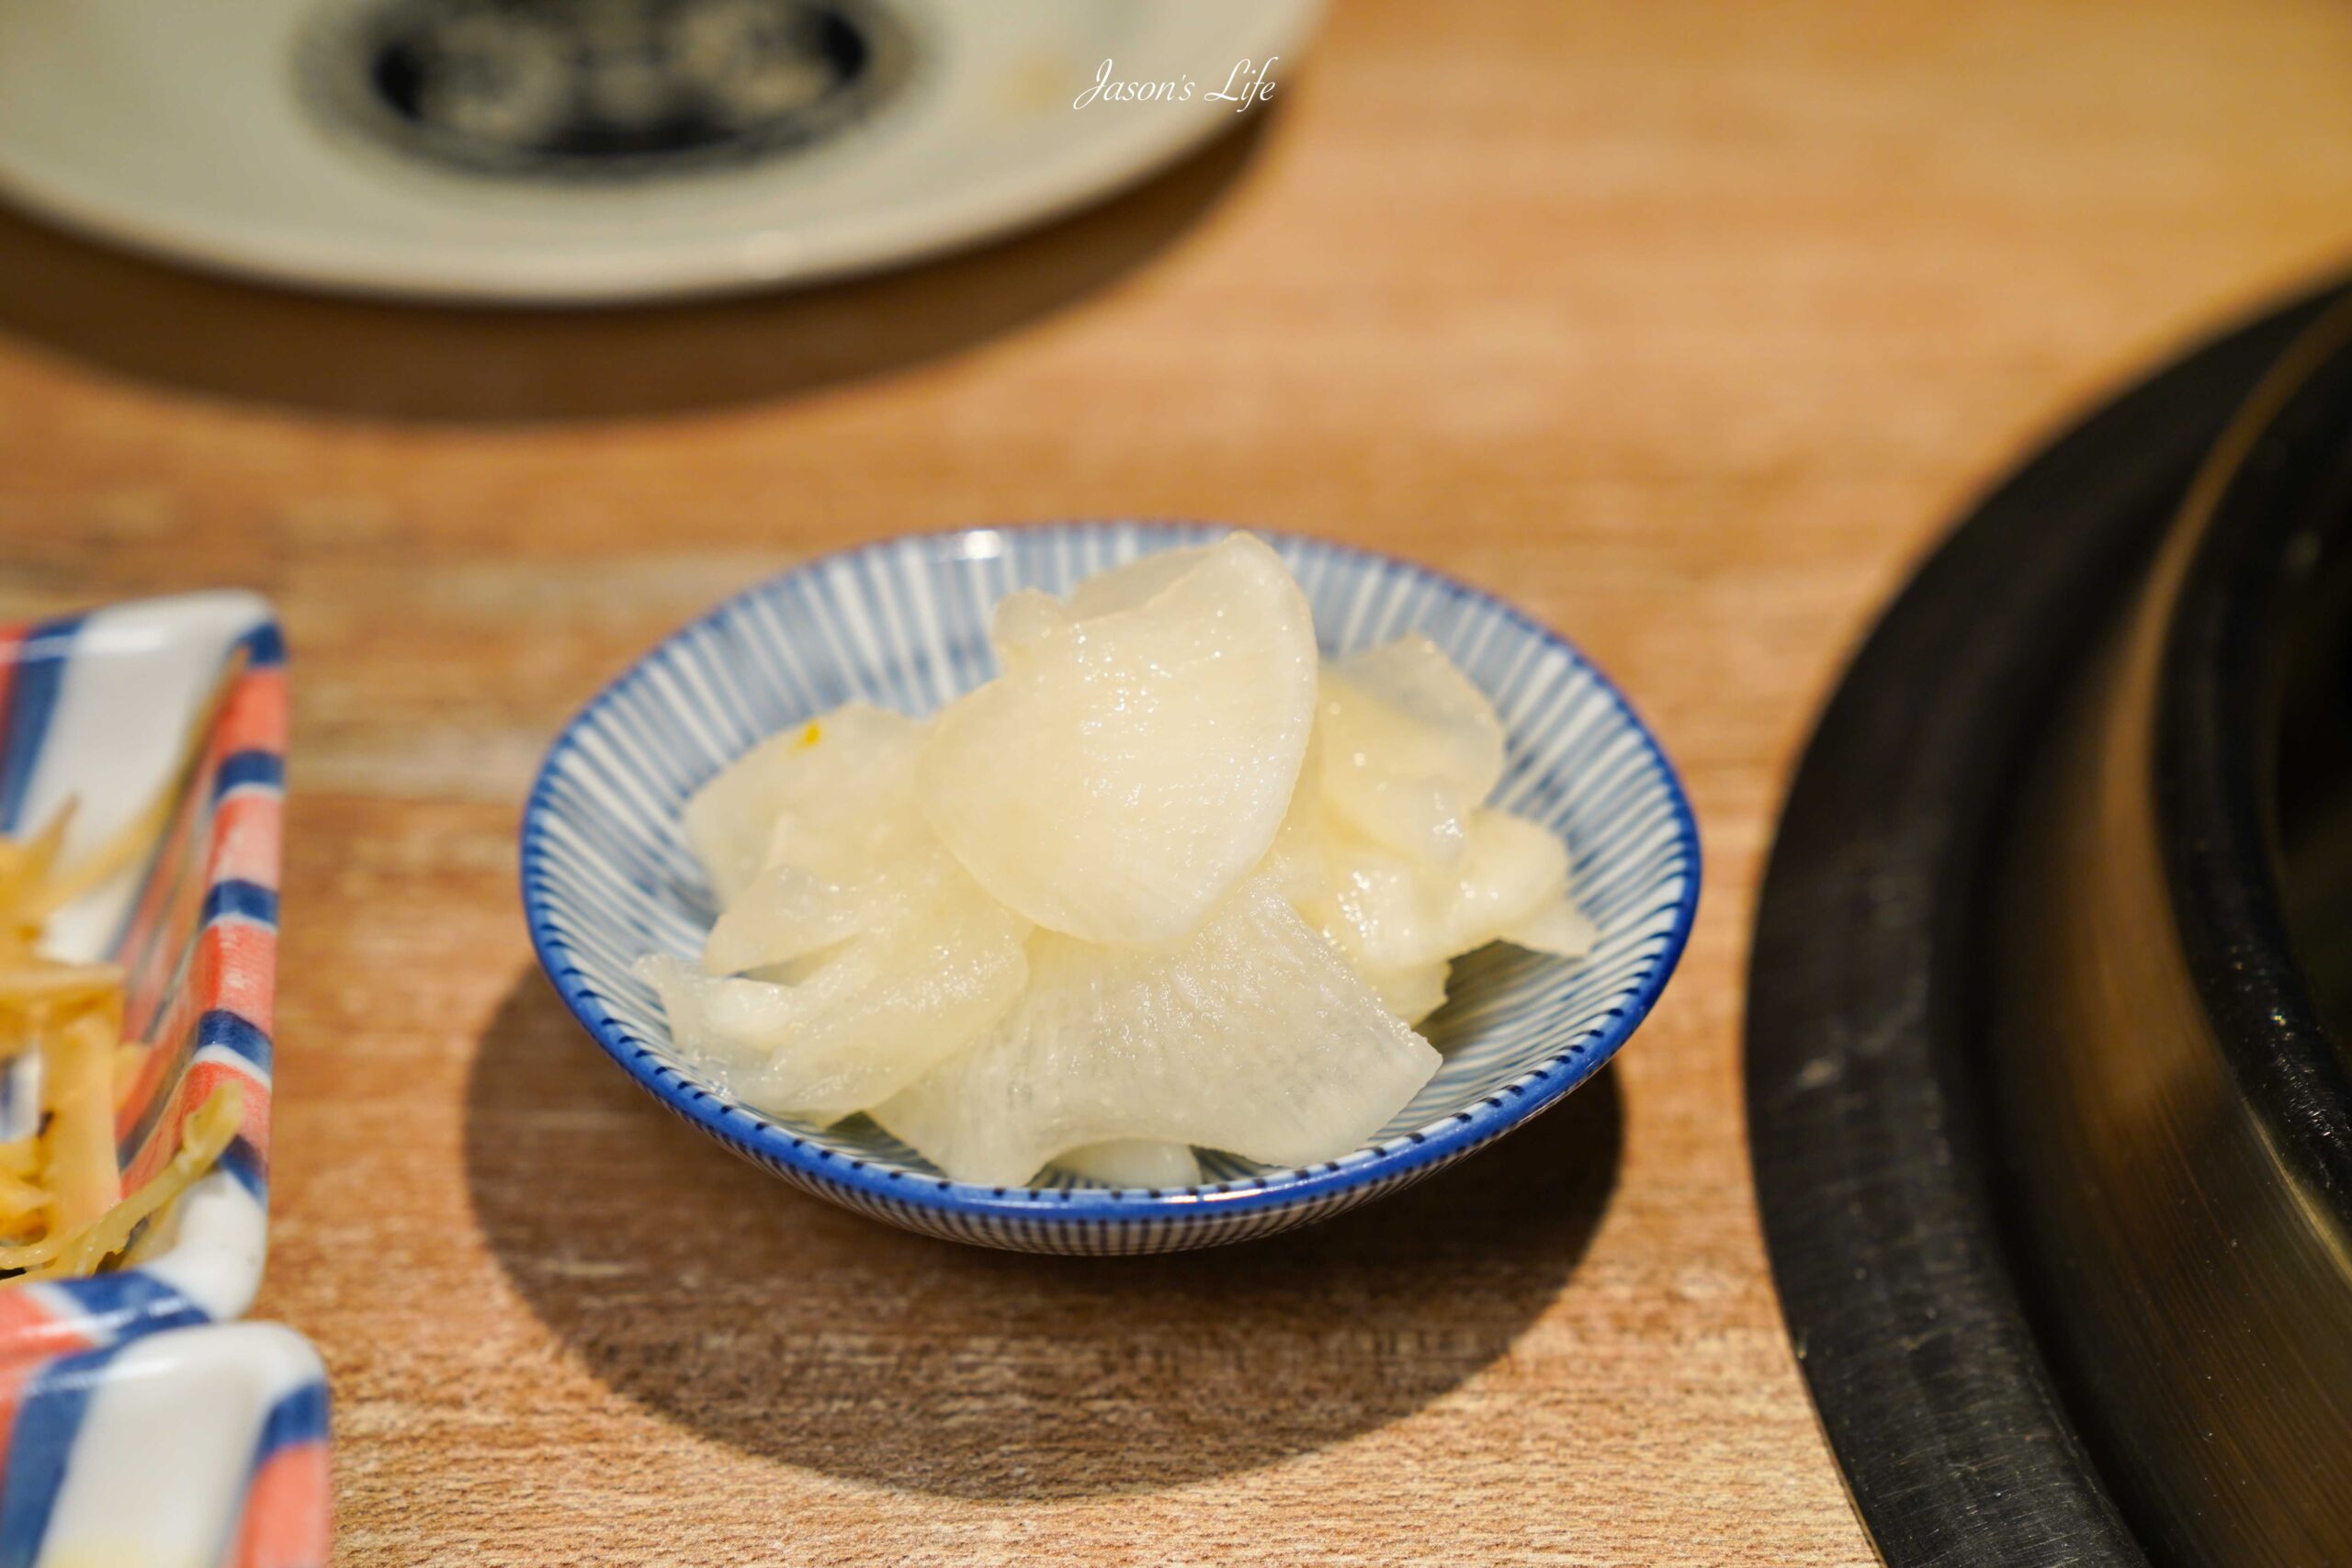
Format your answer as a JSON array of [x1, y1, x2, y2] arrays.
[[2, 0, 2350, 1561]]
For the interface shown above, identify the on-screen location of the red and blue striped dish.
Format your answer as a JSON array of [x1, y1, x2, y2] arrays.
[[0, 593, 325, 1565], [0, 1322, 328, 1568], [0, 593, 285, 1356], [524, 525, 1701, 1254]]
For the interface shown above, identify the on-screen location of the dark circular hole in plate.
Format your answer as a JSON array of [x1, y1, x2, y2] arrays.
[[303, 0, 913, 180], [2273, 498, 2352, 1044]]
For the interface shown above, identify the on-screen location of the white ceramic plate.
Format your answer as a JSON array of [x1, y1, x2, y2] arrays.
[[0, 0, 1319, 303]]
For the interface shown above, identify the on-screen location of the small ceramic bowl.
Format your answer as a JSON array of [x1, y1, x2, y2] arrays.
[[0, 592, 287, 1355], [522, 525, 1698, 1254]]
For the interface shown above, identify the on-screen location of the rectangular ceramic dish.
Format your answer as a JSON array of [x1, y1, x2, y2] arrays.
[[0, 592, 286, 1360], [0, 1320, 328, 1566]]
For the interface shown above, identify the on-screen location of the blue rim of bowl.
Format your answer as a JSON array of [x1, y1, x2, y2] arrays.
[[518, 522, 1702, 1224]]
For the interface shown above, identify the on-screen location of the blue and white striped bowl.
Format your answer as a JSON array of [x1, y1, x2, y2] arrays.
[[521, 525, 1700, 1254]]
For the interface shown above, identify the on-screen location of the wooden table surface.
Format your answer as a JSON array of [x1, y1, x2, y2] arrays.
[[5, 1, 2352, 1562]]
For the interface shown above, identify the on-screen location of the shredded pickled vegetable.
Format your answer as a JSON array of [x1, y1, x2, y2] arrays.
[[0, 1082, 241, 1280], [0, 651, 248, 1281]]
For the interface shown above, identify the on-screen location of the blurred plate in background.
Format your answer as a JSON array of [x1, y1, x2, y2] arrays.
[[0, 0, 1318, 304]]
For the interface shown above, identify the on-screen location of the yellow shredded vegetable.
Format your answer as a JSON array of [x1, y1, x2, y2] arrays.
[[0, 650, 250, 1280], [0, 1084, 243, 1280], [0, 965, 128, 1011]]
